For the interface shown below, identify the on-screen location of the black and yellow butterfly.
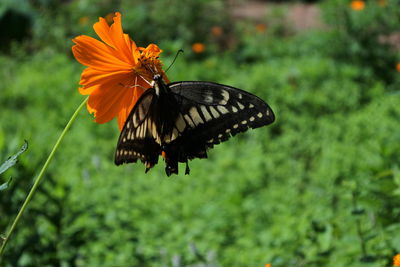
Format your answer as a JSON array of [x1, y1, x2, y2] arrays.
[[115, 74, 275, 176]]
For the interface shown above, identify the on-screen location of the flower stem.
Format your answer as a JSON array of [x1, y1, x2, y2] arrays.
[[0, 97, 88, 259]]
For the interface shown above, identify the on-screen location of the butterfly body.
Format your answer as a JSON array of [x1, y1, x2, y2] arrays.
[[115, 75, 275, 176]]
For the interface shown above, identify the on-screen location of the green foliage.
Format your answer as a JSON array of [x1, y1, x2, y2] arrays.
[[0, 141, 27, 192], [0, 142, 27, 177], [1, 0, 400, 266], [0, 178, 12, 192], [321, 0, 400, 84], [0, 0, 232, 55]]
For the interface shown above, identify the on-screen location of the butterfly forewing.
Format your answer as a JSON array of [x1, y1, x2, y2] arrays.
[[168, 81, 275, 150]]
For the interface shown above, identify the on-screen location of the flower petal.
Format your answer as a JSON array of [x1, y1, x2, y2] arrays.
[[93, 12, 136, 65], [78, 68, 132, 96], [87, 84, 128, 124], [86, 72, 146, 124], [117, 86, 145, 130], [142, 43, 162, 56], [80, 67, 131, 87], [93, 17, 117, 49], [117, 89, 134, 131], [72, 35, 132, 70]]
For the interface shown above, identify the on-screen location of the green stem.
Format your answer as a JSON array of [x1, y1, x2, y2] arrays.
[[0, 97, 88, 259]]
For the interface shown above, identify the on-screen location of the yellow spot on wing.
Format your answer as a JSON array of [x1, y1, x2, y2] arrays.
[[217, 105, 229, 114], [209, 106, 220, 118], [200, 106, 212, 121], [189, 107, 204, 125], [175, 113, 187, 132]]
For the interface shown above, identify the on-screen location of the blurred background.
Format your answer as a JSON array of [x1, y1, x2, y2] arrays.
[[1, 0, 400, 266]]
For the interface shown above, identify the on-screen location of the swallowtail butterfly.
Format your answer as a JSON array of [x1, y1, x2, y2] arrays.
[[115, 74, 275, 176]]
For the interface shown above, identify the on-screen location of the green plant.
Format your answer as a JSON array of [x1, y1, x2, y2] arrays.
[[321, 0, 400, 85]]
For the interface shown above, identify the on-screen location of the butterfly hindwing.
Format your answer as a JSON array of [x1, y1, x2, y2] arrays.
[[115, 88, 161, 169]]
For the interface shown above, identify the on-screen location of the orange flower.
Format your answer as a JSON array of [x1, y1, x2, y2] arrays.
[[351, 0, 365, 10], [79, 16, 89, 26], [192, 42, 205, 53], [211, 26, 223, 37], [256, 23, 267, 33], [394, 253, 400, 266], [396, 63, 400, 72], [264, 264, 271, 267], [72, 12, 168, 130]]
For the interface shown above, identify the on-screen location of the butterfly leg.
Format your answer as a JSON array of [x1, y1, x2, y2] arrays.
[[185, 161, 190, 175]]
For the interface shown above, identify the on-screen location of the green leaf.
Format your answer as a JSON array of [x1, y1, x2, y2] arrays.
[[0, 141, 28, 175], [0, 177, 12, 191]]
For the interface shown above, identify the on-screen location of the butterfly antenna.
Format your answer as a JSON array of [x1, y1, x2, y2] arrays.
[[165, 49, 184, 73]]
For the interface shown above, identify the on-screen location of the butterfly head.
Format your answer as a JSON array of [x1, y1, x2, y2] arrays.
[[152, 74, 169, 95], [153, 74, 162, 82]]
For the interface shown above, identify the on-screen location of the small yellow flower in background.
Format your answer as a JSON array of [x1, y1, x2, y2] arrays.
[[256, 23, 267, 33], [192, 42, 205, 53], [211, 26, 223, 37], [377, 0, 386, 6], [396, 63, 400, 72], [79, 16, 89, 26], [351, 0, 366, 10], [394, 253, 400, 266]]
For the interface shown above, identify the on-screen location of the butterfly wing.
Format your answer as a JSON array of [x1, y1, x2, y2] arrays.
[[162, 81, 275, 173], [115, 79, 275, 176], [115, 88, 161, 171]]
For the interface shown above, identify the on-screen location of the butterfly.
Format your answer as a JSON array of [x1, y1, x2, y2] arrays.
[[115, 74, 275, 176]]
